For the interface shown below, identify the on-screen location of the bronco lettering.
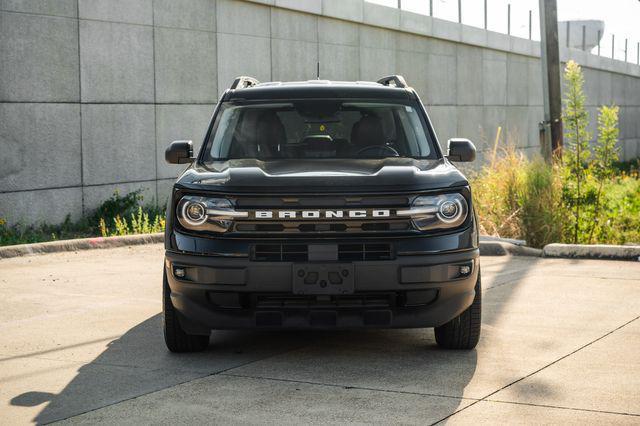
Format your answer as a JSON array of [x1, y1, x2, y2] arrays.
[[252, 210, 392, 219]]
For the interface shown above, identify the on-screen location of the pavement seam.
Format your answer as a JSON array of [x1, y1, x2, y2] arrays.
[[430, 314, 640, 425], [47, 343, 311, 425], [482, 274, 530, 291], [482, 279, 522, 292], [220, 372, 480, 402], [484, 398, 640, 418]]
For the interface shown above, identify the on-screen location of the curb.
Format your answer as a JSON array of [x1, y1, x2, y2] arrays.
[[5, 235, 636, 261], [543, 243, 640, 261], [479, 240, 542, 257], [0, 233, 164, 260], [478, 235, 527, 246], [0, 234, 541, 260]]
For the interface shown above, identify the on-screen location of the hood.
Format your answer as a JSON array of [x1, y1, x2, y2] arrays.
[[175, 158, 469, 193]]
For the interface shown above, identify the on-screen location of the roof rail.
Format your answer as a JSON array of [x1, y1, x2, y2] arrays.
[[230, 76, 260, 90], [376, 75, 407, 88]]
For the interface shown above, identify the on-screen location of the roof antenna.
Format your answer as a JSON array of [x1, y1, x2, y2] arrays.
[[316, 61, 320, 80]]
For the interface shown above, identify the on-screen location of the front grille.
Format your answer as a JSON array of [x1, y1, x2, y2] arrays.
[[252, 243, 393, 262], [234, 219, 411, 234], [229, 194, 416, 236]]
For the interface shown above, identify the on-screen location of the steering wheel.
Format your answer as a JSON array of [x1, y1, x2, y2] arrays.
[[356, 145, 400, 157]]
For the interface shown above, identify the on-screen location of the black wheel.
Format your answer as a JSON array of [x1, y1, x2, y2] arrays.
[[163, 270, 209, 353], [434, 271, 481, 350]]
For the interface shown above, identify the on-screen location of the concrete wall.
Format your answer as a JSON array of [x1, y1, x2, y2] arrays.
[[1, 0, 639, 225]]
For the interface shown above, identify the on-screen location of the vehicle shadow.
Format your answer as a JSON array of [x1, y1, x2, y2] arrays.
[[12, 315, 478, 424], [12, 255, 550, 424]]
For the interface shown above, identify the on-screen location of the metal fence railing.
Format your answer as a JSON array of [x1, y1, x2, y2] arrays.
[[367, 0, 640, 65]]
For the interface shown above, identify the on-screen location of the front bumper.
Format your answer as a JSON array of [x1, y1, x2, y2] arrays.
[[164, 247, 479, 332]]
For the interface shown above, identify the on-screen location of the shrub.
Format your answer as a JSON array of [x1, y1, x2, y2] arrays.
[[559, 62, 624, 244], [586, 105, 620, 243], [89, 189, 142, 225], [99, 206, 165, 237], [562, 60, 592, 243], [1, 189, 166, 246], [592, 174, 640, 245]]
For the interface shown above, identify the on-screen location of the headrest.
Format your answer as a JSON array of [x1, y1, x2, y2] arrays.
[[351, 114, 385, 147]]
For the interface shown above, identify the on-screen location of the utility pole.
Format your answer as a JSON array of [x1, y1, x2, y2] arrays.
[[539, 0, 563, 161]]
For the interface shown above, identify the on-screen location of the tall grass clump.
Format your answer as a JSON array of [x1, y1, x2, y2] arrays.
[[471, 143, 524, 238], [519, 159, 566, 247], [471, 142, 566, 248]]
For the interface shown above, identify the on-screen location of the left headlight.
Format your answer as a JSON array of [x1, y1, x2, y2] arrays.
[[176, 196, 247, 233], [398, 193, 468, 231]]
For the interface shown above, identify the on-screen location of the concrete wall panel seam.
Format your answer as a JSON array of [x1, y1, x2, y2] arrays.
[[152, 0, 159, 207], [76, 0, 85, 215]]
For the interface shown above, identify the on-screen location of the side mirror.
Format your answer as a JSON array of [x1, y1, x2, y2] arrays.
[[165, 140, 194, 164], [446, 138, 476, 162]]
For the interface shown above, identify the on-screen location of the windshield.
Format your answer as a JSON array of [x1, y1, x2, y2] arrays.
[[202, 100, 438, 162]]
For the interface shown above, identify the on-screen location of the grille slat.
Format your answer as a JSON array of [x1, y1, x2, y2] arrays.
[[253, 244, 308, 262], [253, 243, 393, 262]]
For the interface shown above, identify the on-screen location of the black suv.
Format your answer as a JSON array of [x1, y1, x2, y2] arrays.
[[163, 75, 480, 352]]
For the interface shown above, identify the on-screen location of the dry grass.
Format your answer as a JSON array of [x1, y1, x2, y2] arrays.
[[469, 130, 566, 248]]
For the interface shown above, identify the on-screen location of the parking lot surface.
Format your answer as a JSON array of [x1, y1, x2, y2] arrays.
[[1, 244, 639, 425]]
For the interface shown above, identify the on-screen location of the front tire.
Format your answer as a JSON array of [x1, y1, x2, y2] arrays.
[[434, 271, 481, 350], [163, 270, 209, 353]]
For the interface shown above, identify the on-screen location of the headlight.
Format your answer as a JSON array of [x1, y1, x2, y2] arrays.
[[176, 196, 246, 233], [398, 193, 468, 231]]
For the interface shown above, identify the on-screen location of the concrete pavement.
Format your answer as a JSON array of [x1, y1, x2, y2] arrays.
[[0, 244, 639, 424]]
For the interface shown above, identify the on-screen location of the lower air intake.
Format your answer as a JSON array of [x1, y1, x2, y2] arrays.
[[252, 243, 393, 262]]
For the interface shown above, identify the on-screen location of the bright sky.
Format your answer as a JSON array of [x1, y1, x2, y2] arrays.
[[367, 0, 640, 62]]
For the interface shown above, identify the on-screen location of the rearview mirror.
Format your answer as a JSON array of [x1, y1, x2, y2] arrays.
[[165, 140, 194, 164], [446, 138, 476, 162]]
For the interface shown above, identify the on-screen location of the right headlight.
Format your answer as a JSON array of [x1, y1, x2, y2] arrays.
[[176, 195, 247, 233], [398, 193, 468, 231]]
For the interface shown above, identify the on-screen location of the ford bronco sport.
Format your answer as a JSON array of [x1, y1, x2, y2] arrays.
[[163, 75, 480, 352]]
